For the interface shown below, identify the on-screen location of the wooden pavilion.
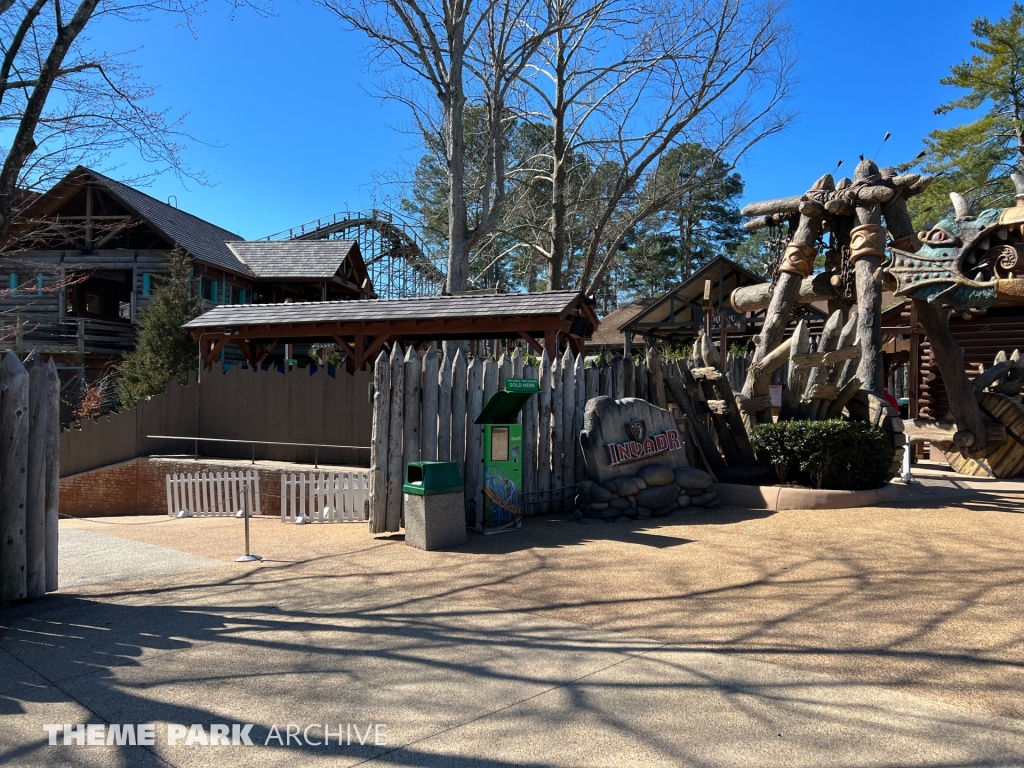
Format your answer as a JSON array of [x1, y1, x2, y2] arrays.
[[620, 256, 826, 354], [184, 290, 600, 372]]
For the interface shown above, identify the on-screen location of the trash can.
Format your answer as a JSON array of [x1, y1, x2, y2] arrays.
[[403, 461, 466, 551]]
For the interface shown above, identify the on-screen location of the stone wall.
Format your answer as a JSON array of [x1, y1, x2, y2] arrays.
[[574, 465, 717, 524]]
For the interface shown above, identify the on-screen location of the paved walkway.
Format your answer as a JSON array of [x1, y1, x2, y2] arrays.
[[3, 483, 1024, 766]]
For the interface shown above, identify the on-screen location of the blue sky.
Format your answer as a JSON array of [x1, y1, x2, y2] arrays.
[[85, 0, 1008, 238]]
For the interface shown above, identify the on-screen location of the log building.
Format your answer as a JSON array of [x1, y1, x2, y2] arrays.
[[3, 166, 374, 382]]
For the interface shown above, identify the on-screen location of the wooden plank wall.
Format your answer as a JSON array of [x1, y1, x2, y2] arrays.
[[368, 345, 670, 534], [60, 364, 374, 477], [918, 308, 1024, 419]]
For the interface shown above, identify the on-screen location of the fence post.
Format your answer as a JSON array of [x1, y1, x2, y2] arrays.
[[385, 344, 405, 532], [465, 357, 484, 526], [0, 353, 29, 601], [451, 349, 467, 471], [574, 354, 586, 487], [402, 345, 422, 509], [44, 358, 59, 592], [421, 344, 439, 461], [522, 363, 538, 516], [24, 353, 47, 599], [623, 354, 635, 398], [537, 351, 552, 513], [369, 349, 391, 534], [560, 348, 574, 511], [437, 349, 452, 461], [551, 353, 563, 508], [611, 355, 624, 400]]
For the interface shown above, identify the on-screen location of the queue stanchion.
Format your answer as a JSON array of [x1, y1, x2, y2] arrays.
[[235, 481, 262, 563]]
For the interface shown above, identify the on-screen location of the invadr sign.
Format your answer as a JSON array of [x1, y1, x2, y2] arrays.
[[604, 420, 682, 467]]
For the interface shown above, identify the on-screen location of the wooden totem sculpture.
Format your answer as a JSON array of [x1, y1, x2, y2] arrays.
[[732, 161, 1024, 478]]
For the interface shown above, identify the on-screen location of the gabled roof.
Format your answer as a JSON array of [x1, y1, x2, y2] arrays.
[[185, 290, 590, 329], [587, 298, 658, 347], [623, 256, 765, 333], [16, 166, 249, 274], [226, 240, 369, 283]]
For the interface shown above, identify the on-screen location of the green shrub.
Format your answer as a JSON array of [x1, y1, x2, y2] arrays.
[[751, 419, 895, 490]]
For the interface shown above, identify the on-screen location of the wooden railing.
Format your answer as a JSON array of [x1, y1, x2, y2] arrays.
[[0, 314, 135, 356]]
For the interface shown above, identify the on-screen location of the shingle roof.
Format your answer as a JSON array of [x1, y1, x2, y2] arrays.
[[587, 298, 658, 347], [185, 291, 583, 329], [226, 240, 358, 279], [87, 169, 248, 275]]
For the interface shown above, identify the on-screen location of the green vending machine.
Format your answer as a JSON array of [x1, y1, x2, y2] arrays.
[[474, 377, 538, 534]]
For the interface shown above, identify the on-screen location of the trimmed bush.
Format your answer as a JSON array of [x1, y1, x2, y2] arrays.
[[751, 419, 894, 491]]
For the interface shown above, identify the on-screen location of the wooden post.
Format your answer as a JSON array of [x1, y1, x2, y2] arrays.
[[0, 353, 29, 601], [402, 346, 422, 484], [585, 362, 599, 404], [852, 159, 886, 396], [780, 320, 811, 420], [813, 311, 858, 420], [483, 357, 498, 407], [523, 362, 538, 516], [560, 348, 575, 510], [421, 344, 439, 461], [599, 359, 611, 397], [664, 372, 727, 475], [368, 349, 391, 534], [798, 310, 843, 419], [551, 354, 563, 508], [537, 352, 552, 512], [44, 358, 59, 593], [438, 350, 452, 461], [647, 347, 667, 409], [698, 334, 756, 466], [466, 358, 484, 524], [451, 350, 467, 471], [384, 344, 405, 533], [611, 355, 624, 400], [498, 351, 512, 389], [623, 353, 635, 398], [574, 354, 586, 486], [24, 353, 47, 599]]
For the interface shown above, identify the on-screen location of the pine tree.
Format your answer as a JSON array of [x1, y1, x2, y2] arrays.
[[907, 4, 1024, 226], [117, 249, 201, 409]]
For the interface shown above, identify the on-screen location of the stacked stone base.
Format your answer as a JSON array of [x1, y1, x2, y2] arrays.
[[574, 465, 718, 524]]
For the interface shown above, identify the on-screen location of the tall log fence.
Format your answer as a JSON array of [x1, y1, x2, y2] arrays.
[[0, 351, 60, 601], [368, 344, 679, 534]]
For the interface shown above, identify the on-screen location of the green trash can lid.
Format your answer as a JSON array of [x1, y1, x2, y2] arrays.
[[403, 461, 464, 496]]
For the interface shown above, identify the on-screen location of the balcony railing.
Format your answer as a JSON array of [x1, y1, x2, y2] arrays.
[[0, 314, 135, 356]]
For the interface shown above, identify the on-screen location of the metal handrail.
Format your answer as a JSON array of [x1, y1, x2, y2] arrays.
[[146, 434, 370, 469]]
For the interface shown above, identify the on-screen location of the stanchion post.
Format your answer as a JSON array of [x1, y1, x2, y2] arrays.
[[235, 481, 262, 563]]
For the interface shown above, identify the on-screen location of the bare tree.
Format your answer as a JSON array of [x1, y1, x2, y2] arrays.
[[322, 0, 551, 292], [519, 0, 792, 292], [0, 0, 262, 243]]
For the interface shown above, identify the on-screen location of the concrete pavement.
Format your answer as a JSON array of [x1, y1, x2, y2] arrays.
[[3, 492, 1024, 766]]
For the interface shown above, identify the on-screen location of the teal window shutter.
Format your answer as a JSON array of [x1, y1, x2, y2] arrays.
[[9, 273, 17, 291], [240, 288, 247, 304], [36, 273, 43, 296], [143, 274, 151, 295], [211, 281, 218, 303]]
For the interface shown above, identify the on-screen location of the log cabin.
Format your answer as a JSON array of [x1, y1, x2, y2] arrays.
[[2, 166, 374, 379]]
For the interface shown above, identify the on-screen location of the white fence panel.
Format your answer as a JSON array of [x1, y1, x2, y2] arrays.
[[166, 471, 261, 517], [281, 470, 370, 523]]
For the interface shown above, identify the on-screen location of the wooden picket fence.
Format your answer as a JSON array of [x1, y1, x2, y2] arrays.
[[165, 470, 261, 517], [280, 470, 370, 523], [367, 343, 676, 534]]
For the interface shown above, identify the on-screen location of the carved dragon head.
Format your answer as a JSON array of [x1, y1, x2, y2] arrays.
[[887, 177, 1024, 311]]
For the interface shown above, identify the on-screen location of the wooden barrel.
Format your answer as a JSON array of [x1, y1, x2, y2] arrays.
[[939, 392, 1024, 479]]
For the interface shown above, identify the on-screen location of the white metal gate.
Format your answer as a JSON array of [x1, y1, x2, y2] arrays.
[[166, 471, 261, 517], [281, 471, 370, 523]]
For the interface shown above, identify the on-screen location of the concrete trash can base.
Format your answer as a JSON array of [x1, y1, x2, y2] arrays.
[[403, 461, 467, 551], [404, 492, 467, 550]]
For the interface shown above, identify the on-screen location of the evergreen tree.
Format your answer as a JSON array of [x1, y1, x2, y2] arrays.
[[907, 4, 1024, 226], [118, 249, 201, 409]]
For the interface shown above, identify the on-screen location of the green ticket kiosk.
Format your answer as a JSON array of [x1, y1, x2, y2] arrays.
[[474, 377, 538, 534]]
